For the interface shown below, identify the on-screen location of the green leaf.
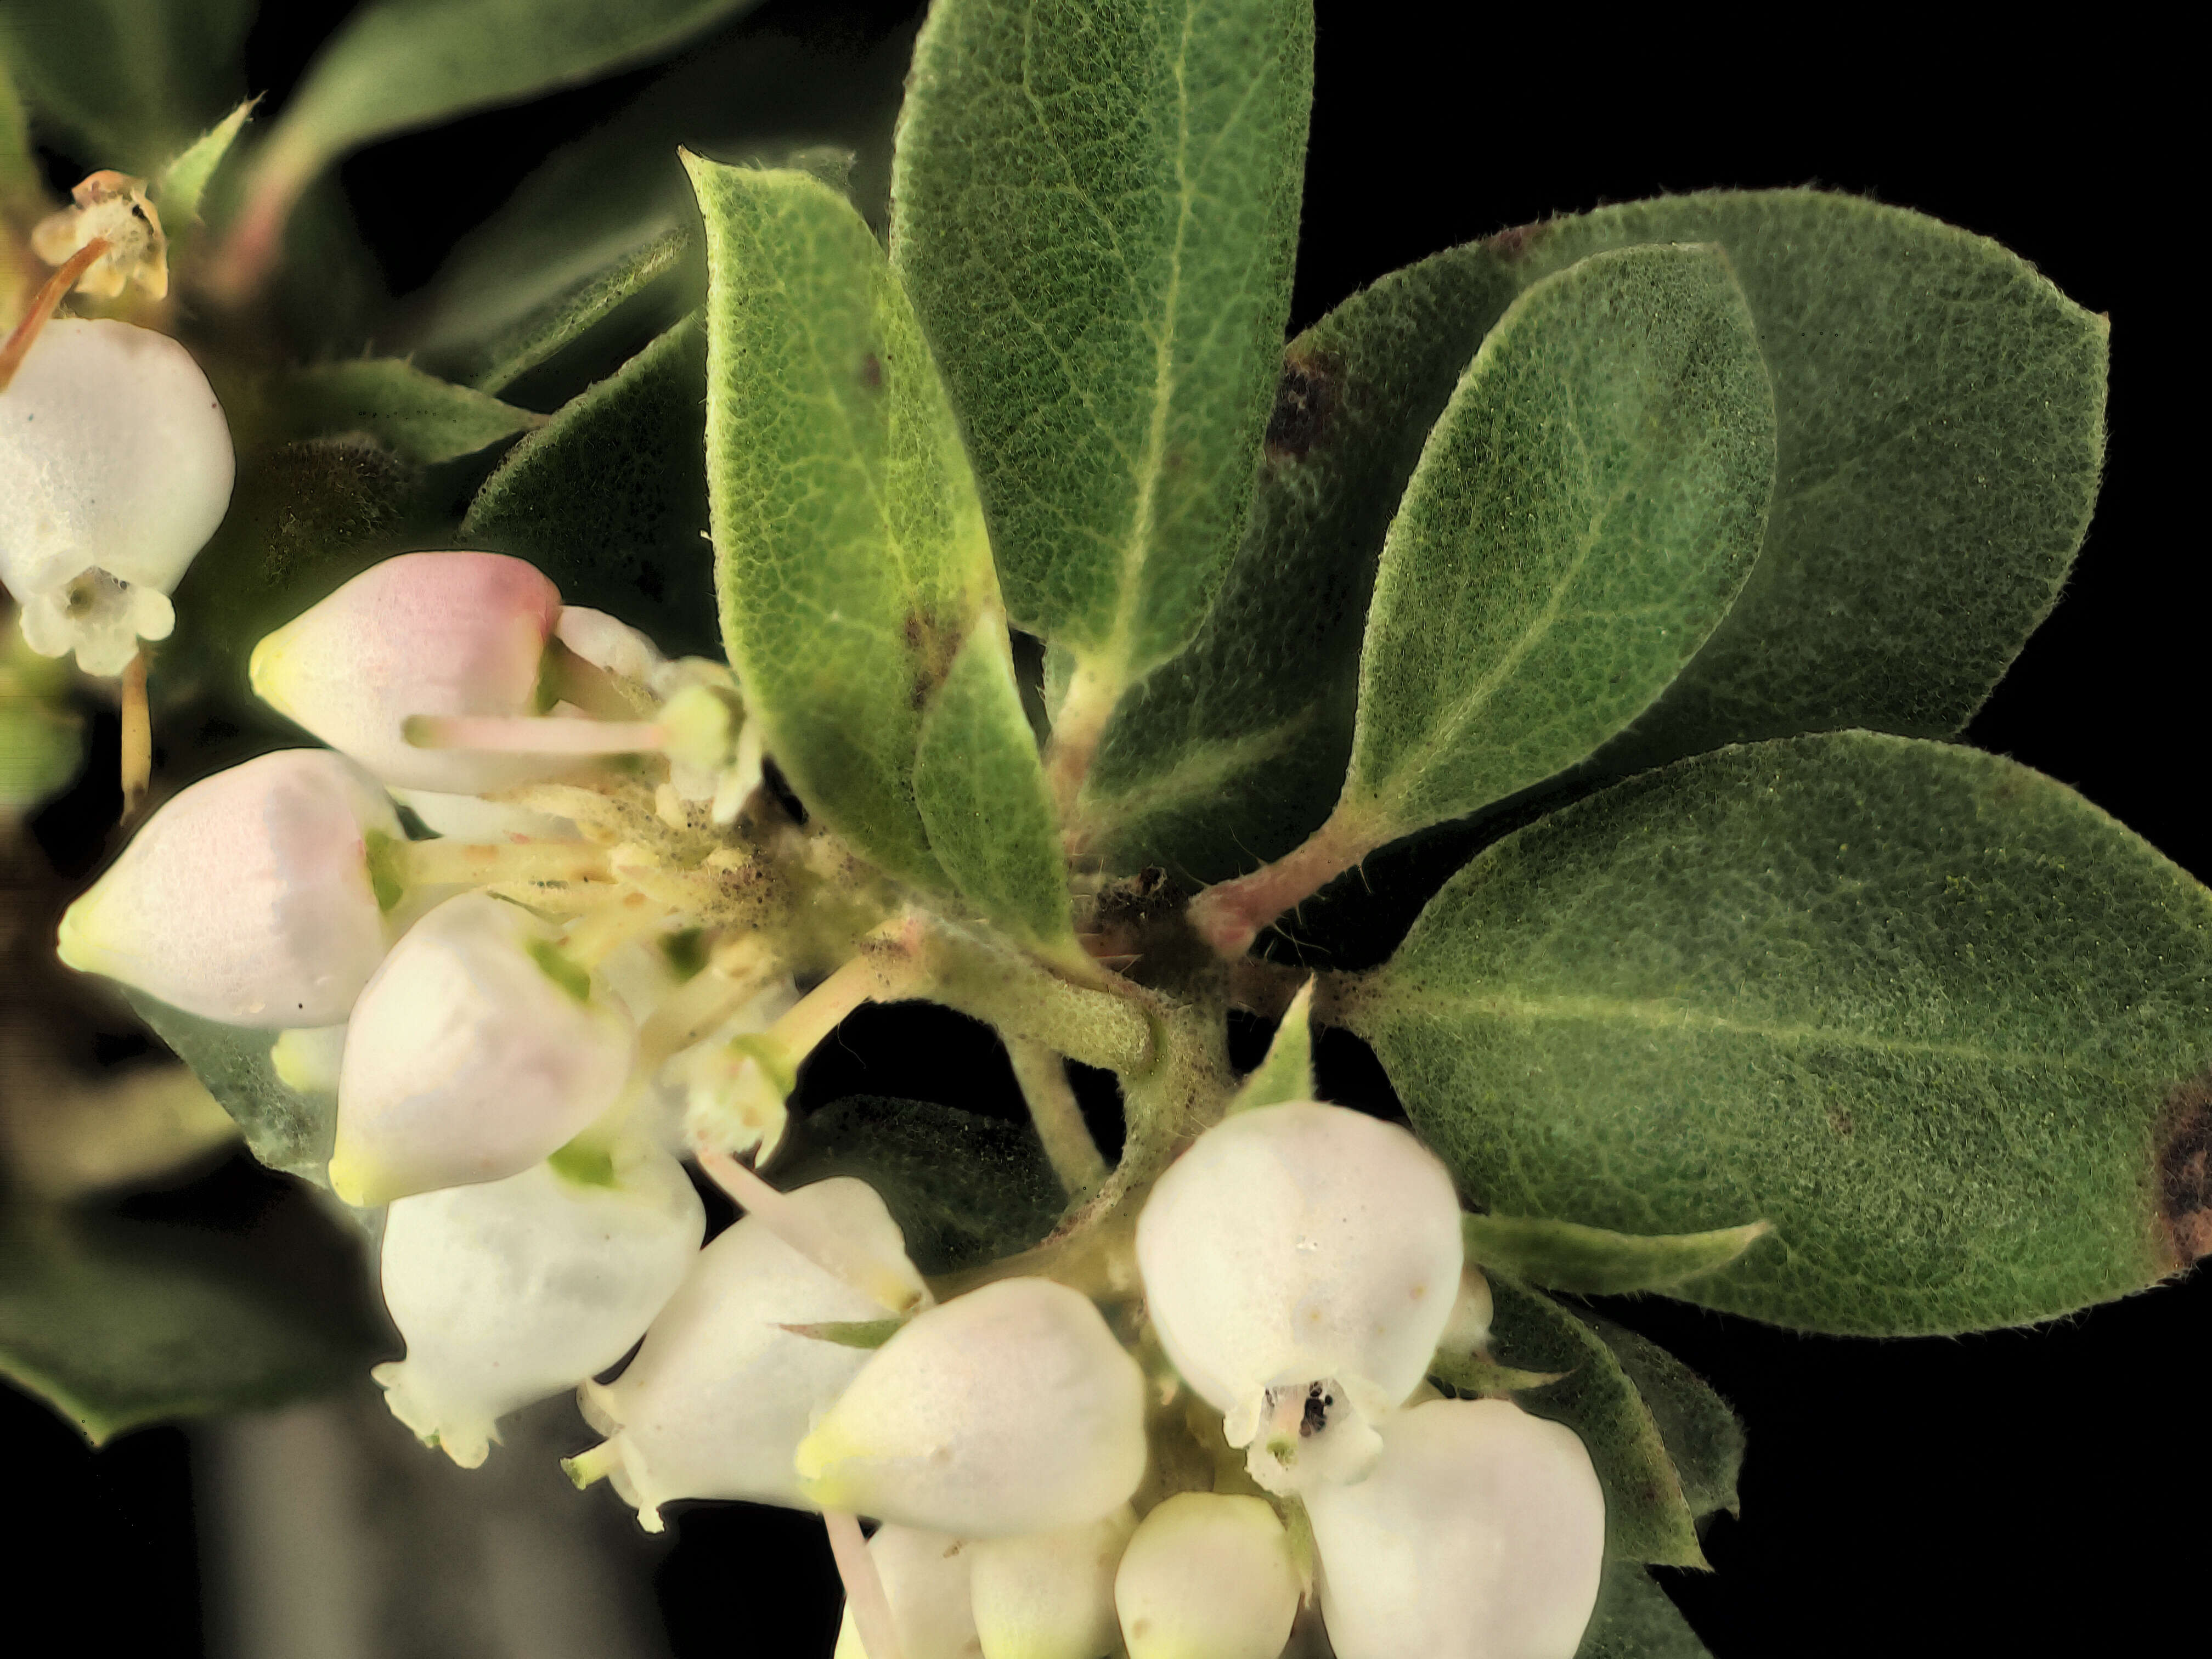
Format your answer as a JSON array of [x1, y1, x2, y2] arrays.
[[161, 437, 430, 706], [275, 359, 543, 464], [1425, 1348, 1564, 1396], [410, 20, 917, 379], [1587, 1317, 1743, 1521], [687, 157, 1003, 893], [1080, 243, 1525, 881], [154, 96, 253, 225], [1338, 731, 2212, 1336], [123, 990, 337, 1186], [1, 55, 43, 225], [0, 0, 251, 172], [1577, 1561, 1711, 1659], [461, 314, 719, 660], [0, 1204, 376, 1444], [1477, 1277, 1707, 1568], [776, 1095, 1063, 1276], [1338, 244, 1773, 849], [1461, 1214, 1773, 1296], [1487, 190, 2108, 772], [911, 617, 1079, 959], [890, 0, 1313, 710], [241, 0, 762, 207], [1228, 977, 1315, 1111], [467, 227, 691, 396], [0, 702, 83, 809]]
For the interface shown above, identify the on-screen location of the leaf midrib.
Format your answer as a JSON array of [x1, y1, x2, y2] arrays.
[[1376, 983, 2117, 1073]]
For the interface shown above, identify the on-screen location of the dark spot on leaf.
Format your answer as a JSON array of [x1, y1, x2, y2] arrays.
[[1828, 1105, 1854, 1137], [1265, 350, 1342, 462], [902, 610, 961, 710], [2156, 1074, 2212, 1265], [859, 352, 882, 391], [1485, 219, 1555, 263]]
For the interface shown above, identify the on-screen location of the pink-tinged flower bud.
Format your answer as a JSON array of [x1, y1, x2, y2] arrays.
[[972, 1505, 1133, 1659], [795, 1278, 1148, 1539], [832, 1527, 980, 1659], [2, 319, 233, 675], [1305, 1399, 1605, 1659], [1113, 1493, 1300, 1659], [1135, 1102, 1462, 1492], [328, 892, 635, 1206], [375, 1147, 703, 1467], [249, 551, 563, 792], [570, 1177, 926, 1531], [57, 748, 398, 1025]]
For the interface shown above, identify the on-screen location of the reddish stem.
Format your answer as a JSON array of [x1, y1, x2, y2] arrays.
[[0, 238, 108, 393]]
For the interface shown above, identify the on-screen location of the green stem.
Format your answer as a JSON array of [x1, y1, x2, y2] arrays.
[[1186, 804, 1386, 959], [918, 921, 1153, 1076], [1006, 1039, 1108, 1199]]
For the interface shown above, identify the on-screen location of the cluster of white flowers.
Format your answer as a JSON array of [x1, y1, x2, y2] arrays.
[[54, 549, 1607, 1658]]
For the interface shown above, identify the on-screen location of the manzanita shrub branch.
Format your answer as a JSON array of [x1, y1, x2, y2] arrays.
[[0, 2, 2187, 1656]]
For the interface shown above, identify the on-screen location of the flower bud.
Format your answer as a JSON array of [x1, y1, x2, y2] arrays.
[[971, 1505, 1133, 1659], [1304, 1399, 1605, 1659], [1113, 1493, 1299, 1659], [329, 892, 635, 1206], [570, 1177, 925, 1531], [795, 1278, 1148, 1539], [1, 319, 233, 675], [374, 1147, 703, 1467], [57, 748, 398, 1025], [832, 1527, 980, 1659], [1135, 1101, 1462, 1487], [249, 551, 563, 792]]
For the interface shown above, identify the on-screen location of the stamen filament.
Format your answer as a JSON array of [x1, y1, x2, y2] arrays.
[[823, 1510, 906, 1659], [561, 893, 671, 970], [402, 713, 667, 755]]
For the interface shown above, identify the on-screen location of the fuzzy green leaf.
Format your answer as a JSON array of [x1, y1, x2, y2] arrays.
[[1229, 977, 1315, 1111], [1083, 190, 2108, 882], [0, 1204, 376, 1445], [411, 22, 915, 380], [275, 359, 541, 464], [890, 0, 1312, 699], [1578, 1562, 1711, 1659], [1461, 1214, 1773, 1296], [123, 991, 335, 1186], [466, 227, 691, 396], [1477, 1278, 1707, 1568], [911, 618, 1078, 958], [1340, 244, 1773, 847], [1338, 732, 2212, 1336], [1588, 1317, 1744, 1521], [244, 0, 760, 202], [1486, 190, 2108, 772], [1080, 243, 1523, 880], [0, 0, 251, 172], [154, 97, 253, 225], [462, 314, 720, 658], [688, 157, 1003, 893], [777, 1095, 1063, 1276], [1425, 1348, 1564, 1396]]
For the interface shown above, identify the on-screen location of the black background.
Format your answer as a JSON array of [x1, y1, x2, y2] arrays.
[[5, 3, 2191, 1654]]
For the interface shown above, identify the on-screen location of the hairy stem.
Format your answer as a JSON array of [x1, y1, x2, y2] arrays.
[[1007, 1039, 1108, 1199], [1187, 805, 1386, 958]]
